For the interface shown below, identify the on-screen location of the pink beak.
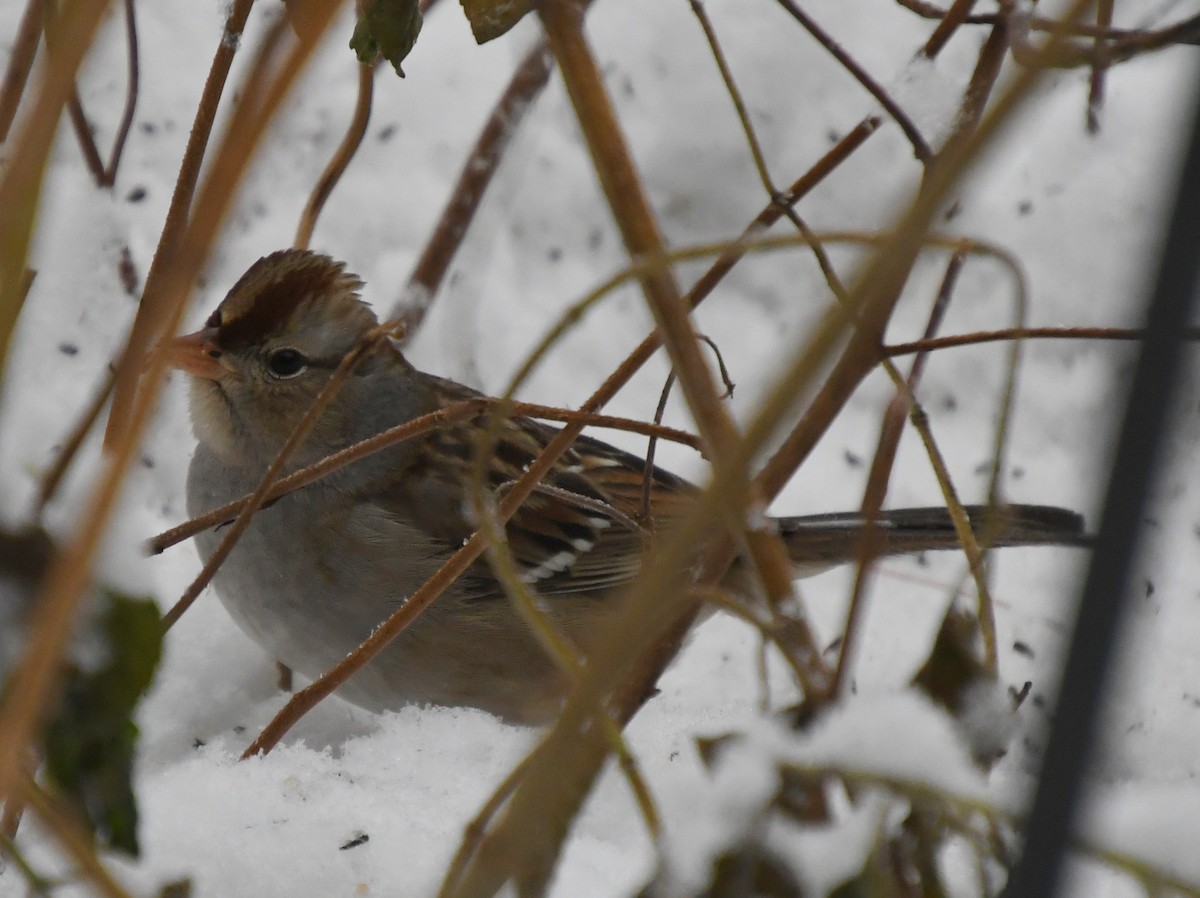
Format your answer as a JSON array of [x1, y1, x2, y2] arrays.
[[167, 326, 224, 380]]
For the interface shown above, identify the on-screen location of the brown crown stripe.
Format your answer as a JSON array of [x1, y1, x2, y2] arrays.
[[215, 250, 364, 350]]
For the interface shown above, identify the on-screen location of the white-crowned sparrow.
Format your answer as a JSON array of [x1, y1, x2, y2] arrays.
[[172, 249, 1085, 722]]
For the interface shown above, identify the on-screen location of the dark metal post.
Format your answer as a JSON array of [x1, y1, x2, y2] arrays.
[[1005, 84, 1200, 896]]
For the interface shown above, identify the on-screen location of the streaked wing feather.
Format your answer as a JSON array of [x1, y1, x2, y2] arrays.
[[381, 386, 701, 598]]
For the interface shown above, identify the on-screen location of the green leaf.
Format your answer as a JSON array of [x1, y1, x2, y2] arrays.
[[42, 591, 163, 856], [351, 0, 424, 77], [459, 0, 535, 44]]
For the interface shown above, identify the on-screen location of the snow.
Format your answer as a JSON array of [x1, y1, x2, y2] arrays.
[[3, 0, 1200, 895]]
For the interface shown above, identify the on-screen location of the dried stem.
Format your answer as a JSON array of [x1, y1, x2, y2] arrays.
[[0, 0, 132, 807], [164, 326, 389, 628], [153, 399, 484, 555], [692, 0, 1007, 678], [295, 61, 376, 250], [1006, 6, 1200, 69], [0, 0, 346, 807], [547, 0, 824, 715], [885, 325, 1177, 356], [934, 12, 1010, 169], [392, 41, 553, 333], [436, 752, 535, 898], [63, 0, 139, 187], [641, 372, 677, 526], [640, 335, 733, 524], [104, 0, 256, 445], [150, 398, 697, 556], [899, 0, 1200, 49], [540, 0, 737, 450], [921, 0, 978, 58], [66, 89, 106, 184], [832, 252, 965, 695], [688, 0, 773, 193], [15, 777, 135, 898], [0, 0, 111, 374], [539, 0, 769, 634], [106, 0, 140, 185], [1087, 0, 1115, 133], [774, 0, 932, 162], [445, 4, 1095, 891], [34, 366, 116, 518], [0, 0, 46, 142], [469, 464, 660, 839]]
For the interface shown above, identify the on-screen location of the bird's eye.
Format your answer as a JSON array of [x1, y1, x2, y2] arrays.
[[266, 348, 307, 379]]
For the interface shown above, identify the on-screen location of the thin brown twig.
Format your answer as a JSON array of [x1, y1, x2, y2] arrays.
[[1007, 8, 1200, 69], [511, 401, 704, 449], [541, 0, 736, 457], [103, 0, 140, 185], [0, 0, 46, 142], [66, 89, 107, 184], [104, 0, 257, 446], [542, 0, 822, 728], [1087, 0, 1115, 133], [149, 398, 697, 556], [241, 423, 596, 759], [641, 371, 676, 527], [694, 7, 853, 303], [690, 9, 997, 681], [691, 0, 862, 326], [460, 9, 1095, 888], [0, 0, 135, 806], [899, 0, 1200, 47], [467, 436, 661, 841], [48, 0, 138, 187], [937, 12, 1009, 164], [15, 777, 135, 898], [163, 326, 391, 629], [391, 41, 553, 335], [921, 0, 979, 58], [0, 0, 345, 806], [545, 4, 820, 753], [240, 129, 881, 760], [0, 747, 36, 845], [295, 60, 376, 250], [152, 399, 484, 554], [639, 335, 733, 525], [774, 0, 933, 162], [688, 0, 773, 193], [552, 0, 825, 710], [838, 401, 904, 694], [34, 366, 117, 518], [686, 115, 881, 309], [832, 251, 965, 696], [436, 752, 535, 898], [885, 324, 1188, 356]]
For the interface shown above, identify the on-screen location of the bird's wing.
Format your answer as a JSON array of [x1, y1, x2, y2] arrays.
[[377, 410, 697, 600]]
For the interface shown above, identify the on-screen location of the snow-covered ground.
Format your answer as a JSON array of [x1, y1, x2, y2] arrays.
[[2, 0, 1199, 895]]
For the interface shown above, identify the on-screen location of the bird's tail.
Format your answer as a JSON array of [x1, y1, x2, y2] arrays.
[[776, 504, 1088, 575]]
